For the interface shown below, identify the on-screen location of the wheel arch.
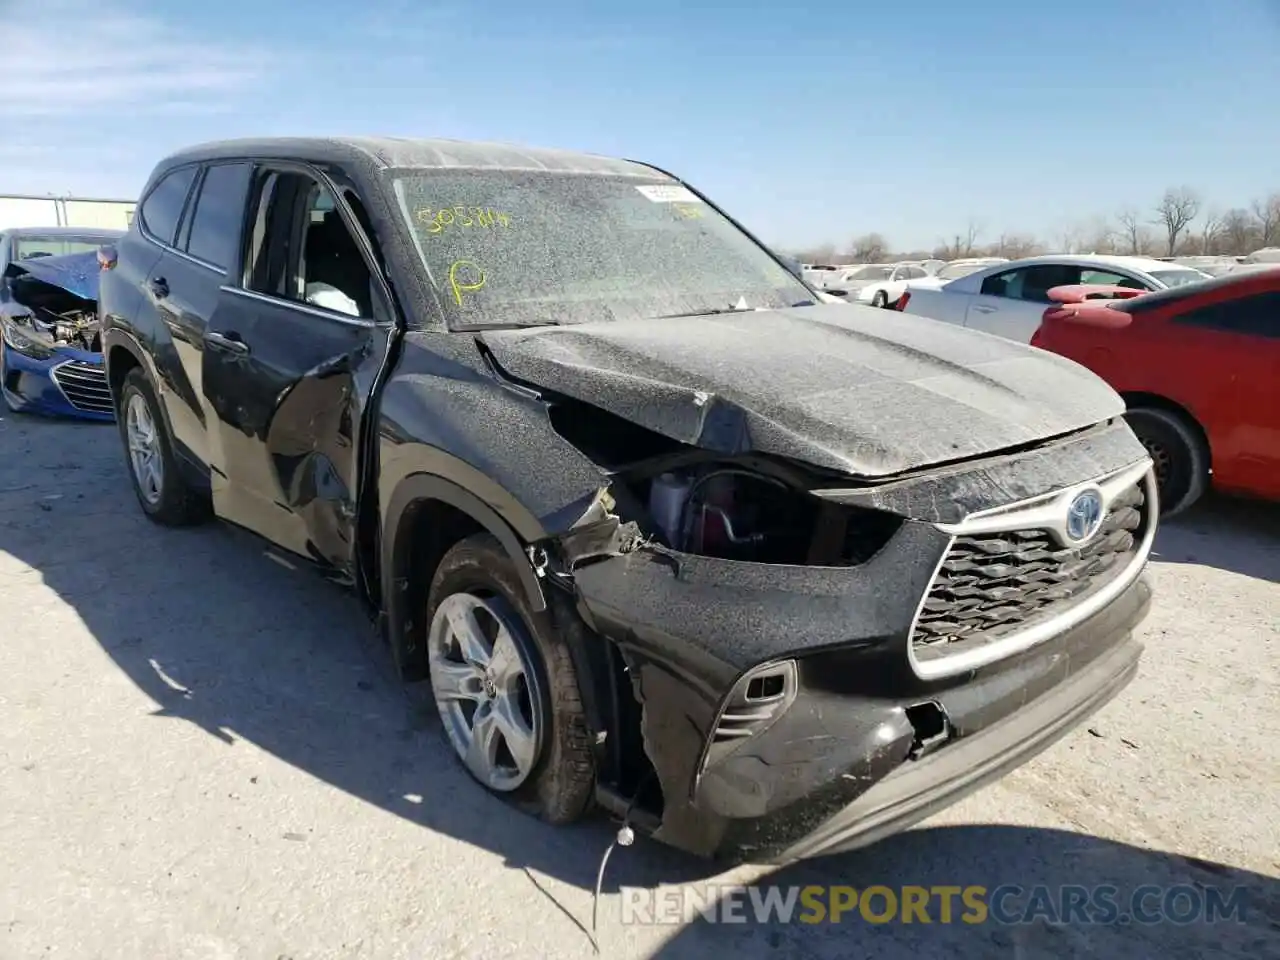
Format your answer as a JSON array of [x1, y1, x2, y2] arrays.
[[1119, 391, 1213, 466], [381, 472, 547, 682]]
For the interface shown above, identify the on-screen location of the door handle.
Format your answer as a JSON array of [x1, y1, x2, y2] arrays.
[[206, 330, 250, 354], [149, 277, 169, 299]]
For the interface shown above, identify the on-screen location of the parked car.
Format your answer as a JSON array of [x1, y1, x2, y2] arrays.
[[0, 226, 124, 303], [1, 249, 115, 420], [101, 136, 1156, 865], [830, 262, 931, 307], [1033, 272, 1280, 515], [895, 255, 1212, 342], [903, 257, 1009, 293]]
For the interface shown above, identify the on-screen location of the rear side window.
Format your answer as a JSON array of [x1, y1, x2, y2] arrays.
[[1174, 291, 1280, 338], [185, 162, 253, 270], [139, 166, 197, 245]]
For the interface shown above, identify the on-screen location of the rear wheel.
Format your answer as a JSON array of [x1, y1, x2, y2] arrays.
[[1124, 406, 1209, 517], [426, 533, 595, 823], [871, 290, 889, 308], [117, 368, 210, 526]]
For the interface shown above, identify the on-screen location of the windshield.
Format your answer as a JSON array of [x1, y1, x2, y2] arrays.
[[1149, 268, 1210, 288], [12, 237, 113, 261], [936, 262, 987, 280], [845, 265, 893, 282], [389, 171, 812, 329]]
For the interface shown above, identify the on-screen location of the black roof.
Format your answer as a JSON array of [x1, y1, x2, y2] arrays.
[[159, 136, 672, 180]]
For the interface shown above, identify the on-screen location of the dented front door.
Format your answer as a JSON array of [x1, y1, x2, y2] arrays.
[[201, 287, 383, 570]]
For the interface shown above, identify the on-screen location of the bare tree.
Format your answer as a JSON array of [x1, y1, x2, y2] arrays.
[[1220, 208, 1258, 255], [992, 233, 1043, 259], [1153, 186, 1201, 256], [848, 232, 889, 263], [938, 219, 982, 259], [1083, 217, 1118, 254], [1056, 225, 1082, 254], [1197, 208, 1222, 255], [1116, 208, 1149, 255], [1252, 194, 1280, 247]]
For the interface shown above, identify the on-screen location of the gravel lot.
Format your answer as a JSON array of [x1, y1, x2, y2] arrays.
[[1, 413, 1277, 960]]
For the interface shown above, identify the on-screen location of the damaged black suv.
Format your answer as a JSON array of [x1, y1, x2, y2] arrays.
[[100, 137, 1156, 863]]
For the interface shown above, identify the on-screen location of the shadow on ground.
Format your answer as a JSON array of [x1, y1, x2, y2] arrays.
[[1152, 493, 1280, 582], [2, 416, 1278, 959], [636, 824, 1280, 959]]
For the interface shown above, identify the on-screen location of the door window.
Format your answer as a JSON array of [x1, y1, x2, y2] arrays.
[[244, 171, 376, 319], [1175, 291, 1280, 339], [139, 166, 197, 246], [185, 162, 253, 270], [981, 265, 1082, 302]]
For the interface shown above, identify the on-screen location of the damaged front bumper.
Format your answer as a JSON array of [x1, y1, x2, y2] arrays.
[[565, 447, 1157, 864]]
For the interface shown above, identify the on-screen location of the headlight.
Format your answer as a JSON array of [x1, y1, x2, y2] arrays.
[[1, 320, 55, 360]]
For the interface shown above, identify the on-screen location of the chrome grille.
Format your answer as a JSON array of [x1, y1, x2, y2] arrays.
[[912, 479, 1149, 662], [52, 360, 113, 414]]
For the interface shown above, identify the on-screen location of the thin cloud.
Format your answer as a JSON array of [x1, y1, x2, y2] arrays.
[[3, 0, 268, 117]]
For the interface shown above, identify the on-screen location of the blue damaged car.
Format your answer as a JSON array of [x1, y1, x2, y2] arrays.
[[1, 245, 118, 421]]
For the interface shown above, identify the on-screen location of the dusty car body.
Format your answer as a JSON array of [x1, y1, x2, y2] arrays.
[[100, 137, 1156, 864], [1, 248, 117, 420]]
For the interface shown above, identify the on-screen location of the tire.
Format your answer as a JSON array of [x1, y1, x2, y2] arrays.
[[1124, 406, 1209, 517], [117, 367, 210, 526], [426, 533, 595, 824], [871, 291, 889, 308]]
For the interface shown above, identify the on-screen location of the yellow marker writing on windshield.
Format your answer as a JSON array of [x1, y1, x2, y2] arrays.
[[448, 259, 486, 306]]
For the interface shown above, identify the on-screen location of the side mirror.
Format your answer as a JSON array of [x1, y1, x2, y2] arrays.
[[97, 244, 118, 271]]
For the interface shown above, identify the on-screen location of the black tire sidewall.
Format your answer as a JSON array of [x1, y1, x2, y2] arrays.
[[872, 291, 888, 308], [1125, 407, 1207, 516], [427, 533, 595, 823]]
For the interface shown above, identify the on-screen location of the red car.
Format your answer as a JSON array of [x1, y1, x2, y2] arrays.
[[1032, 269, 1280, 515]]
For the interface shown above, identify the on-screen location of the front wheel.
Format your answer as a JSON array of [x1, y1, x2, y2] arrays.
[[871, 291, 889, 308], [117, 368, 210, 526], [1124, 406, 1209, 517], [426, 533, 595, 823]]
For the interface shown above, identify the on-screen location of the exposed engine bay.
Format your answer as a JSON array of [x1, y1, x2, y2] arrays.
[[5, 274, 101, 353]]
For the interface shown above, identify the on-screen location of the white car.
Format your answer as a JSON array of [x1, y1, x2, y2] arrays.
[[904, 257, 1009, 292], [831, 262, 933, 307], [896, 254, 1211, 343]]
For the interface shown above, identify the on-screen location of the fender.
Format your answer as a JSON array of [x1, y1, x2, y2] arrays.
[[103, 328, 180, 447], [381, 471, 547, 681]]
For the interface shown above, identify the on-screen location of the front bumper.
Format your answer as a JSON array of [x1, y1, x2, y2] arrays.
[[772, 580, 1147, 863], [1, 345, 114, 422]]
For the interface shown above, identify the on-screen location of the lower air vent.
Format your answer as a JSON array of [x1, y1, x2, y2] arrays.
[[713, 661, 797, 743]]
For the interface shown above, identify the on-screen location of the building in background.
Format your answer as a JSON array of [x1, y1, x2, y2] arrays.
[[0, 194, 135, 232]]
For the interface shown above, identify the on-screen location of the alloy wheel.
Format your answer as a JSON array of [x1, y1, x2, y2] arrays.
[[125, 393, 163, 505], [427, 592, 544, 792]]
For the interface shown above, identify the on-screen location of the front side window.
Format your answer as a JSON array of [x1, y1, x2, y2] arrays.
[[982, 265, 1082, 302], [185, 162, 253, 270], [140, 166, 197, 245], [244, 170, 375, 319], [389, 171, 812, 329]]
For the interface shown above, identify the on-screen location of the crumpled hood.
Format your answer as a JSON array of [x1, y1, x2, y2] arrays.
[[478, 303, 1125, 478]]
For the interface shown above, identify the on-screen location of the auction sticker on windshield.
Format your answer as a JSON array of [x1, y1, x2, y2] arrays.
[[635, 184, 702, 203]]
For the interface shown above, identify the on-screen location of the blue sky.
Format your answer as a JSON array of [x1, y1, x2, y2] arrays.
[[5, 0, 1279, 251]]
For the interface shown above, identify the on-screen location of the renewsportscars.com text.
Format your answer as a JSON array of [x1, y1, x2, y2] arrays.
[[620, 883, 1251, 926]]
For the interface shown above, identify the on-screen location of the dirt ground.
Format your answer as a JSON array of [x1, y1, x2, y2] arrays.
[[1, 413, 1277, 960]]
